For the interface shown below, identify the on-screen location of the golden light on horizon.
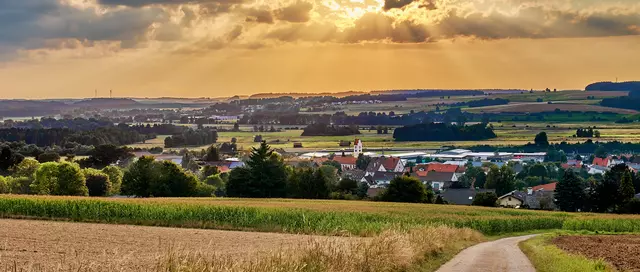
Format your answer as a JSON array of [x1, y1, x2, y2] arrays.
[[0, 0, 639, 98]]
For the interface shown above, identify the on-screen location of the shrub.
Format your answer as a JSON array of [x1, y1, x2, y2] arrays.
[[195, 182, 216, 197], [472, 192, 498, 207], [7, 177, 32, 194], [83, 169, 111, 197]]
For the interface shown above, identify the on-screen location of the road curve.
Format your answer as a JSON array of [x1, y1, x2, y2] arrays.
[[436, 234, 538, 272]]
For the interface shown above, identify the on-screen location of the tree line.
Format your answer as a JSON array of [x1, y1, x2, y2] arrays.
[[164, 128, 219, 148], [0, 127, 150, 147], [393, 123, 497, 142]]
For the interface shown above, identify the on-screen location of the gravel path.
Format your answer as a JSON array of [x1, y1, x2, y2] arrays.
[[436, 234, 537, 272]]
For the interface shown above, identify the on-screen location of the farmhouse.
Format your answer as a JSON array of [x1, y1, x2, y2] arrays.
[[422, 172, 458, 191], [592, 157, 611, 168], [331, 156, 358, 171], [498, 191, 527, 208]]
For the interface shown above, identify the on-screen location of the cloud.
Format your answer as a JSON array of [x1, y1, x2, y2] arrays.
[[436, 7, 640, 40], [0, 0, 169, 58], [245, 7, 275, 24], [96, 0, 244, 8], [275, 1, 314, 23], [383, 0, 415, 10], [383, 0, 435, 11]]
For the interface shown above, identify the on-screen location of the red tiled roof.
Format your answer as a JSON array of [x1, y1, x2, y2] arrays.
[[331, 156, 357, 165], [217, 165, 231, 173], [425, 164, 459, 173], [592, 157, 609, 167], [381, 157, 401, 170], [532, 182, 557, 192]]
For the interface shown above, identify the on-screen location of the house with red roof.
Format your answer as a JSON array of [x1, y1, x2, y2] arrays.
[[531, 182, 557, 192], [592, 157, 610, 168], [331, 156, 358, 171]]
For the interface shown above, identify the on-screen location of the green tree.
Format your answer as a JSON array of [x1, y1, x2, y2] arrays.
[[496, 165, 516, 196], [472, 192, 498, 207], [37, 152, 61, 163], [83, 168, 111, 196], [203, 145, 221, 162], [380, 176, 428, 203], [299, 168, 331, 199], [102, 166, 123, 195], [534, 132, 549, 146], [0, 145, 24, 174], [200, 165, 220, 180], [619, 171, 636, 202], [121, 156, 160, 197], [484, 165, 500, 190], [226, 143, 287, 198], [152, 161, 199, 197], [322, 160, 342, 174], [7, 177, 32, 194], [31, 162, 60, 195], [356, 182, 369, 199], [356, 154, 371, 170], [55, 162, 88, 196], [337, 178, 358, 195], [435, 194, 445, 204], [594, 145, 608, 159], [87, 144, 131, 168], [555, 170, 585, 212], [11, 158, 40, 178], [226, 167, 253, 197]]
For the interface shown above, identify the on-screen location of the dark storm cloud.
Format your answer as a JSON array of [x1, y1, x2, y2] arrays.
[[0, 0, 169, 56], [383, 0, 435, 11], [96, 0, 244, 8], [437, 7, 640, 40]]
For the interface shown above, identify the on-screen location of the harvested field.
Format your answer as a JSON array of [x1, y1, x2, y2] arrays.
[[552, 235, 640, 271], [0, 219, 358, 271], [467, 102, 637, 114]]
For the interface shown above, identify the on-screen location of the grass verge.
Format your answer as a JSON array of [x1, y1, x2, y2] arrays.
[[519, 233, 615, 272]]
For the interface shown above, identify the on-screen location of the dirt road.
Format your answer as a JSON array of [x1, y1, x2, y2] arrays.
[[0, 219, 357, 271], [436, 234, 537, 272]]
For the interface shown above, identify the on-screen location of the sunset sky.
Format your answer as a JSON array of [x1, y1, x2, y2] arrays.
[[1, 0, 640, 99]]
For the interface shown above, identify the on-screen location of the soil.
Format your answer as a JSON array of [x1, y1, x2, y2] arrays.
[[0, 219, 356, 271], [553, 235, 640, 271]]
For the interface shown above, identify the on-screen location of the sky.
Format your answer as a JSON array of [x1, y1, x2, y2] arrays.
[[1, 0, 640, 99]]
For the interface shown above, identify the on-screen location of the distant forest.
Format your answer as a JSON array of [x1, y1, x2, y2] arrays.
[[586, 81, 640, 92], [0, 127, 149, 147], [451, 98, 509, 108], [393, 123, 497, 142]]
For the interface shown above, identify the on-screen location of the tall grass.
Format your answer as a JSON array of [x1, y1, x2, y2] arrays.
[[154, 226, 484, 272]]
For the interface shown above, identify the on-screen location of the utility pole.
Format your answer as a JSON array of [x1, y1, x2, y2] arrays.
[[110, 90, 112, 98], [95, 89, 97, 98]]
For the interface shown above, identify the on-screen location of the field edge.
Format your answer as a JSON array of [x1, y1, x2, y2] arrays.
[[519, 233, 616, 272]]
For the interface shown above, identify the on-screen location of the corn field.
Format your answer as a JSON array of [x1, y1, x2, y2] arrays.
[[0, 195, 638, 236]]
